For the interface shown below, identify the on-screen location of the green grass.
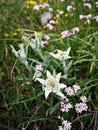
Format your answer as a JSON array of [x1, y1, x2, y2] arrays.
[[0, 0, 98, 130]]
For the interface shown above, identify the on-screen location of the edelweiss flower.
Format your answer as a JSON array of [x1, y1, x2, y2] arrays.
[[49, 47, 71, 61], [10, 43, 29, 70], [36, 70, 66, 99], [40, 12, 53, 25]]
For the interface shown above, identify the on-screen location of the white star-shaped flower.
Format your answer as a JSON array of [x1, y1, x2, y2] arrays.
[[49, 47, 71, 61], [36, 70, 66, 99]]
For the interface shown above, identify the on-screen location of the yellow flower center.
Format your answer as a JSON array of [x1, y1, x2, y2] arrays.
[[48, 80, 55, 87], [58, 50, 64, 55]]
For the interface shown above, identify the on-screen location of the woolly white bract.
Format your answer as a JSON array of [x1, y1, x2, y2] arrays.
[[10, 43, 29, 70]]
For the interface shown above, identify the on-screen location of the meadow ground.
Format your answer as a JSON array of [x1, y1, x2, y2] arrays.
[[0, 0, 98, 130]]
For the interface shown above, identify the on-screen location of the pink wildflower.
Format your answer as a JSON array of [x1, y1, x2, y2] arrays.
[[72, 27, 79, 32], [36, 64, 43, 71], [65, 87, 74, 96], [33, 5, 40, 10], [73, 84, 80, 92], [93, 16, 98, 22], [46, 23, 54, 30], [44, 41, 49, 45], [80, 96, 88, 103], [60, 102, 66, 112], [64, 96, 69, 102], [95, 2, 98, 8], [49, 20, 55, 24], [71, 27, 79, 35], [44, 35, 50, 40], [75, 102, 88, 113], [84, 3, 92, 10], [79, 14, 92, 23], [67, 5, 73, 12], [41, 41, 45, 48], [79, 15, 84, 19], [59, 10, 64, 15], [58, 120, 72, 130], [60, 102, 73, 112], [79, 14, 92, 20], [61, 30, 70, 38], [95, 2, 98, 5]]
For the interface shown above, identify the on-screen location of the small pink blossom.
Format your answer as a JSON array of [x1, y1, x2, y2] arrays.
[[33, 5, 40, 10], [60, 102, 66, 112], [84, 3, 92, 10], [67, 5, 73, 12], [71, 27, 79, 35], [58, 120, 72, 130], [93, 16, 98, 22], [73, 84, 80, 92], [36, 64, 43, 71], [60, 102, 72, 112], [44, 41, 49, 45], [49, 20, 55, 24], [79, 14, 92, 20], [80, 96, 88, 103], [59, 10, 64, 15], [79, 15, 84, 19], [41, 40, 49, 47], [41, 41, 45, 48], [75, 102, 88, 113], [95, 2, 98, 5], [95, 2, 98, 8], [65, 87, 74, 96], [79, 14, 92, 23], [64, 96, 69, 102], [61, 30, 70, 38], [85, 14, 92, 19], [44, 35, 50, 40], [46, 23, 54, 30], [65, 103, 73, 112], [73, 27, 79, 32]]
